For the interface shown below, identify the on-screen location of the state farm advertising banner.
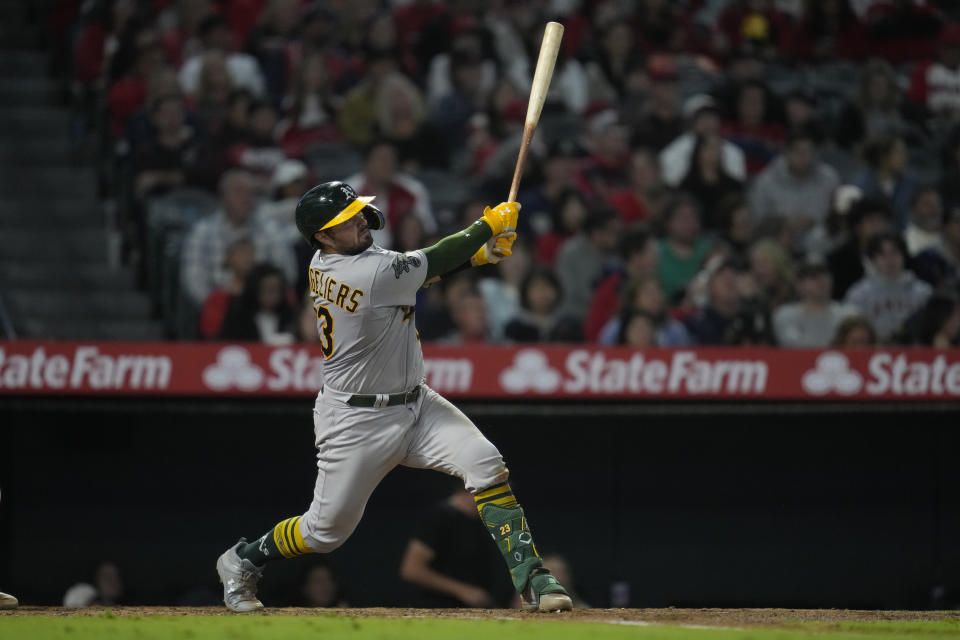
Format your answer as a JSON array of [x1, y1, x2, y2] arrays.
[[1, 341, 960, 401]]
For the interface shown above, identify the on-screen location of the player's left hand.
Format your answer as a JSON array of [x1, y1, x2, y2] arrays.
[[472, 231, 517, 266], [481, 202, 520, 235]]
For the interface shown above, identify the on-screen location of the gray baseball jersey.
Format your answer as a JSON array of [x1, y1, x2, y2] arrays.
[[307, 245, 428, 394]]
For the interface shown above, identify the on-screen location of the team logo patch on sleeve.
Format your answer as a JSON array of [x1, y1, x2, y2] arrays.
[[392, 254, 422, 279]]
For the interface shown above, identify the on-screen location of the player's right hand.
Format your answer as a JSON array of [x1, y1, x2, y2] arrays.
[[481, 201, 520, 235], [472, 231, 517, 266]]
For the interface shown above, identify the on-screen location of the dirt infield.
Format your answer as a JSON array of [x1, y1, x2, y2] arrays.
[[4, 607, 960, 627]]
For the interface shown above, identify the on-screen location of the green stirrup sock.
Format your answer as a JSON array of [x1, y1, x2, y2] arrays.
[[477, 501, 544, 593]]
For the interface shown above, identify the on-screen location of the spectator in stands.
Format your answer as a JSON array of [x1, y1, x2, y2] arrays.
[[844, 231, 932, 341], [584, 21, 641, 104], [399, 487, 513, 608], [132, 93, 199, 199], [555, 207, 622, 323], [715, 0, 797, 61], [244, 0, 301, 99], [783, 89, 819, 133], [836, 59, 925, 151], [717, 195, 756, 263], [200, 237, 256, 340], [504, 268, 570, 342], [180, 169, 296, 307], [657, 195, 712, 304], [343, 140, 436, 250], [904, 186, 944, 256], [617, 310, 658, 348], [599, 275, 691, 347], [721, 80, 785, 176], [178, 14, 265, 98], [607, 148, 665, 225], [192, 52, 237, 137], [913, 205, 960, 288], [684, 260, 743, 345], [219, 263, 296, 345], [585, 225, 660, 342], [749, 128, 841, 254], [773, 260, 858, 347], [749, 238, 796, 312], [580, 109, 631, 201], [107, 26, 169, 135], [535, 190, 589, 268], [903, 293, 960, 347], [440, 291, 490, 345], [794, 0, 867, 61], [862, 0, 942, 63], [478, 240, 531, 341], [830, 313, 877, 347], [630, 57, 683, 152], [375, 71, 429, 170], [277, 52, 342, 155], [908, 22, 960, 122], [504, 22, 589, 117], [298, 562, 349, 608], [680, 134, 746, 229], [660, 94, 747, 188], [426, 47, 490, 164], [853, 134, 916, 229], [520, 139, 588, 238], [260, 159, 309, 244], [827, 196, 894, 298], [225, 98, 288, 187]]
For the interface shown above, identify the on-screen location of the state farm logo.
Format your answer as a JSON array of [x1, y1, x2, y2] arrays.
[[498, 349, 767, 395], [500, 350, 562, 393], [203, 347, 264, 390], [802, 352, 862, 395]]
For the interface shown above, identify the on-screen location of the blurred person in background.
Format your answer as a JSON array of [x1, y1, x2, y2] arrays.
[[107, 25, 169, 136], [903, 186, 944, 256], [219, 263, 296, 345], [132, 93, 199, 200], [617, 310, 659, 348], [585, 226, 660, 342], [830, 313, 877, 347], [720, 79, 785, 176], [178, 13, 265, 98], [827, 196, 894, 298], [716, 195, 757, 263], [64, 561, 125, 607], [200, 236, 256, 340], [773, 260, 858, 347], [260, 159, 310, 245], [439, 290, 490, 345], [180, 169, 296, 307], [660, 94, 747, 189], [226, 98, 289, 187], [844, 231, 932, 341], [541, 554, 590, 609], [679, 133, 746, 229], [630, 57, 683, 152], [913, 206, 960, 288], [836, 59, 925, 151], [344, 140, 436, 250], [277, 51, 342, 154], [902, 293, 960, 347], [534, 189, 589, 267], [504, 268, 569, 343], [478, 240, 531, 341], [400, 487, 513, 608], [748, 128, 840, 254], [684, 260, 744, 345], [580, 109, 631, 201], [853, 134, 916, 229], [555, 207, 622, 324], [599, 275, 691, 347], [244, 0, 301, 99], [748, 238, 796, 312], [909, 22, 960, 125], [793, 0, 867, 62], [584, 21, 641, 104], [297, 562, 350, 608], [607, 148, 666, 225], [657, 195, 712, 304]]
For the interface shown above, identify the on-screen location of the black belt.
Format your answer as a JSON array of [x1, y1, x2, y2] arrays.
[[346, 385, 421, 408]]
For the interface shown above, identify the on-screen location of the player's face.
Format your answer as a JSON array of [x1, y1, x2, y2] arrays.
[[318, 213, 373, 255]]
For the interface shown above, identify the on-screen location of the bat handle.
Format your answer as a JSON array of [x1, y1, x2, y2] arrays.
[[508, 125, 534, 203]]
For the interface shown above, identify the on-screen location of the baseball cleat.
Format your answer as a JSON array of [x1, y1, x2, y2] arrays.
[[0, 591, 17, 610], [216, 539, 265, 612], [520, 567, 573, 612]]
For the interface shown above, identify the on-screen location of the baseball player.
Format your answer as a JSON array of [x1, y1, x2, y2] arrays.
[[216, 181, 572, 613]]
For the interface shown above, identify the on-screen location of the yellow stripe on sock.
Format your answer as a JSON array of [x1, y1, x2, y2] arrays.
[[291, 516, 310, 555], [273, 519, 294, 558], [475, 482, 511, 501], [488, 495, 519, 509]]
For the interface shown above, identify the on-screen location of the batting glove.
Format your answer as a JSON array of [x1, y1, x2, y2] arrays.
[[481, 202, 520, 236], [472, 231, 517, 266]]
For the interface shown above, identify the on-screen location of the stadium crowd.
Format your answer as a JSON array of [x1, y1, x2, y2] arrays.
[[52, 0, 960, 348]]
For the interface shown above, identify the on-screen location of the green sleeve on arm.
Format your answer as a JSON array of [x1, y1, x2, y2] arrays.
[[422, 219, 492, 280]]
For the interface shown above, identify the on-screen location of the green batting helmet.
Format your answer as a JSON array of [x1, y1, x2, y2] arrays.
[[295, 181, 385, 249]]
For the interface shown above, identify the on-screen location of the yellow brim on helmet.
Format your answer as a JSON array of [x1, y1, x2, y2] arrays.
[[319, 195, 376, 230]]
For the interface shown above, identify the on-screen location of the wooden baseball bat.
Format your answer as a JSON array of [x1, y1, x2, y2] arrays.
[[507, 21, 564, 203]]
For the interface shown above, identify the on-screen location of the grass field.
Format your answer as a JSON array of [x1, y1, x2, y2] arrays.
[[2, 608, 960, 640]]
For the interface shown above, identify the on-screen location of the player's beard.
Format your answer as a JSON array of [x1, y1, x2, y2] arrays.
[[341, 230, 374, 255]]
